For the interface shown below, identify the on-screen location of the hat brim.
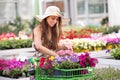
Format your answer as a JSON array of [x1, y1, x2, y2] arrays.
[[35, 15, 70, 26], [35, 12, 62, 22]]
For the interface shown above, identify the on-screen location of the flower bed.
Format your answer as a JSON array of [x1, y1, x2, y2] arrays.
[[0, 58, 31, 79]]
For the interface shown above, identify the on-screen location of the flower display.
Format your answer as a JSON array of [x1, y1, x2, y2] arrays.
[[51, 50, 98, 69], [36, 50, 98, 79], [39, 57, 53, 69], [79, 52, 98, 68], [0, 59, 8, 70], [2, 58, 30, 78], [52, 53, 80, 69], [0, 32, 16, 41], [37, 50, 98, 76]]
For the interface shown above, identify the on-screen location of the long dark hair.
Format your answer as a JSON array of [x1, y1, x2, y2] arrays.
[[40, 17, 62, 50]]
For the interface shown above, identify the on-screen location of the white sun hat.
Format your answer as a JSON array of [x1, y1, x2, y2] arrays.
[[35, 6, 62, 22]]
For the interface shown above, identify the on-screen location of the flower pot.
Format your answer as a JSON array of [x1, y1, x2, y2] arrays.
[[0, 70, 3, 76], [54, 70, 62, 77], [10, 73, 22, 79], [106, 44, 113, 50], [28, 69, 35, 76], [94, 47, 102, 51], [114, 44, 118, 48]]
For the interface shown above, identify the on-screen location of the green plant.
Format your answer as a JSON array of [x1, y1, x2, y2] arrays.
[[0, 40, 11, 49], [0, 39, 32, 50], [0, 24, 14, 34], [55, 60, 80, 69], [27, 18, 39, 30], [110, 45, 120, 59], [8, 68, 22, 78], [8, 17, 24, 35], [102, 25, 120, 34], [91, 67, 120, 80], [100, 16, 108, 26]]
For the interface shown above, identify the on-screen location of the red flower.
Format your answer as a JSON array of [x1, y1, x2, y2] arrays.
[[39, 57, 46, 68]]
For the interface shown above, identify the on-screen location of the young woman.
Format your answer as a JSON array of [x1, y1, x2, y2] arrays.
[[32, 6, 71, 58]]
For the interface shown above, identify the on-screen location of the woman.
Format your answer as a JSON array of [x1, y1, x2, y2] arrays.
[[32, 6, 71, 58]]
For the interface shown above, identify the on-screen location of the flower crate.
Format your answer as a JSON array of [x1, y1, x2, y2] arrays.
[[35, 67, 94, 80]]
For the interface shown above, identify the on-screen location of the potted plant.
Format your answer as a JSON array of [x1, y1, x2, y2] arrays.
[[0, 59, 8, 76], [90, 40, 106, 51], [35, 50, 98, 80], [38, 57, 53, 77], [52, 50, 98, 77], [110, 45, 120, 59], [3, 58, 30, 78]]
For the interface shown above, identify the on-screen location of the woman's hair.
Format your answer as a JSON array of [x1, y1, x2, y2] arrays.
[[40, 17, 62, 50]]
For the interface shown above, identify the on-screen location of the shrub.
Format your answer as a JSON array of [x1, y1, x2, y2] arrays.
[[110, 45, 120, 59]]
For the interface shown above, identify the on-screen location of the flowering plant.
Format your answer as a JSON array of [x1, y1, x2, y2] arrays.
[[39, 57, 53, 69], [3, 58, 30, 78], [79, 52, 98, 68], [52, 50, 98, 69], [39, 57, 54, 76], [38, 50, 98, 76], [0, 59, 8, 71], [53, 53, 80, 69]]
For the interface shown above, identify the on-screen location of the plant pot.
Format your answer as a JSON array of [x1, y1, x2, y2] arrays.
[[24, 71, 30, 77], [10, 73, 22, 79], [28, 69, 35, 76], [94, 47, 103, 51], [54, 70, 62, 77], [106, 44, 113, 50], [0, 70, 3, 76]]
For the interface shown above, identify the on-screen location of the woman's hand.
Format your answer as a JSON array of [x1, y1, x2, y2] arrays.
[[58, 39, 73, 50], [56, 49, 73, 56], [63, 44, 73, 50]]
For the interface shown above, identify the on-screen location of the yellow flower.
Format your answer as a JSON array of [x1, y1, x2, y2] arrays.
[[49, 56, 55, 61]]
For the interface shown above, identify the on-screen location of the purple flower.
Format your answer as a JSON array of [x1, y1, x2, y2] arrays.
[[113, 38, 119, 44], [106, 49, 110, 53]]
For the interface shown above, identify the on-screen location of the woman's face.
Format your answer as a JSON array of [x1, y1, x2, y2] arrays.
[[46, 16, 59, 27]]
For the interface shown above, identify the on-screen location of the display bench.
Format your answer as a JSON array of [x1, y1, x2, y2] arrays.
[[0, 76, 29, 80]]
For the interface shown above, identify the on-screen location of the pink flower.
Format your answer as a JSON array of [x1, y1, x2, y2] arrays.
[[79, 52, 98, 68]]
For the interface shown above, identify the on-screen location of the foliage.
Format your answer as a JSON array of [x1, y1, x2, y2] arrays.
[[91, 67, 120, 80], [110, 45, 120, 59], [0, 24, 14, 34], [0, 17, 39, 35], [27, 18, 39, 30], [0, 39, 32, 50], [100, 16, 108, 26], [102, 25, 120, 34], [7, 68, 22, 78], [8, 17, 25, 35]]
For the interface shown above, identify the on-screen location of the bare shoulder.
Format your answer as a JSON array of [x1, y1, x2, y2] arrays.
[[33, 25, 42, 34]]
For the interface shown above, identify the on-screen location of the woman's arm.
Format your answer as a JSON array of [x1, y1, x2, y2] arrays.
[[33, 26, 59, 57]]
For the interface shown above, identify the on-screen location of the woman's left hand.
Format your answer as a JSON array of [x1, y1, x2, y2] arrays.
[[63, 44, 73, 50]]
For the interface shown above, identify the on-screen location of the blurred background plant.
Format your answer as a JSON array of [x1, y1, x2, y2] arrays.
[[91, 67, 120, 80], [0, 17, 39, 35]]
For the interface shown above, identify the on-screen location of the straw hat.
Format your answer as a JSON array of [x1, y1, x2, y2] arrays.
[[35, 6, 62, 22]]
